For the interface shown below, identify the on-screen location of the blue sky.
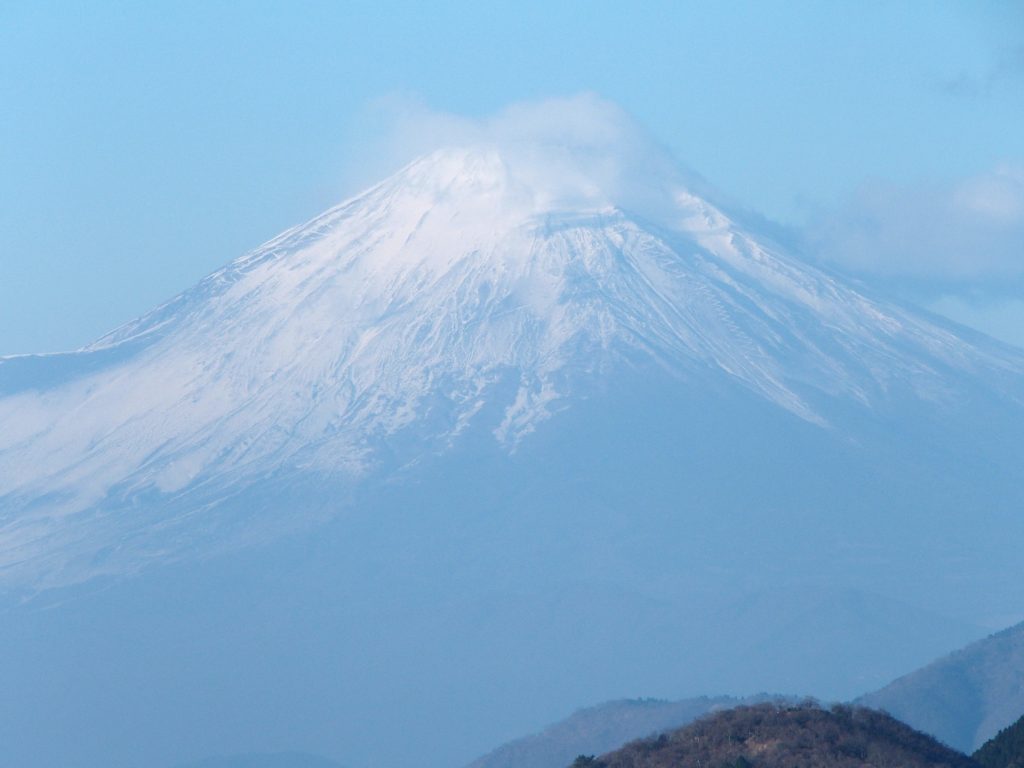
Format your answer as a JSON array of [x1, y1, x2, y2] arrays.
[[2, 1, 1022, 354]]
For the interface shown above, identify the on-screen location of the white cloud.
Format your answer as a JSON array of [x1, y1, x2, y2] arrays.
[[808, 164, 1024, 347], [938, 45, 1024, 99], [339, 93, 719, 226], [808, 164, 1024, 280]]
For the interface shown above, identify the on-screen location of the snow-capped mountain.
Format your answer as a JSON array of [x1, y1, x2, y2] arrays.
[[4, 135, 1024, 768], [2, 145, 1021, 589]]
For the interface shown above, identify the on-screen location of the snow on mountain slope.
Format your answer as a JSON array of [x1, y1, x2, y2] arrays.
[[0, 145, 1021, 588]]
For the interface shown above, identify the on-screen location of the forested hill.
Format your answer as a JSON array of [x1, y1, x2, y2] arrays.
[[975, 714, 1024, 768], [572, 704, 977, 768]]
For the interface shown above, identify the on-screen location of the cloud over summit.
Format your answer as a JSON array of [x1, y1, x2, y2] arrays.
[[344, 94, 716, 224], [339, 94, 1024, 347]]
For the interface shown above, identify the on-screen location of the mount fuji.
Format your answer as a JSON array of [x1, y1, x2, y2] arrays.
[[1, 116, 1023, 768], [2, 144, 1021, 589]]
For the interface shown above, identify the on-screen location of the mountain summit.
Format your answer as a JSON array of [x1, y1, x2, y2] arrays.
[[2, 144, 1021, 588]]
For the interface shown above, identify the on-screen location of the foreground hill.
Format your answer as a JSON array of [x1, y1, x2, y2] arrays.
[[859, 621, 1024, 751], [581, 703, 977, 768]]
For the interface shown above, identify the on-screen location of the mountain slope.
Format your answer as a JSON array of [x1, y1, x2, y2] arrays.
[[859, 622, 1024, 752]]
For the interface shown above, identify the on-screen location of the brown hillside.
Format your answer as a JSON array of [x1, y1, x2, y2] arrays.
[[580, 704, 977, 768]]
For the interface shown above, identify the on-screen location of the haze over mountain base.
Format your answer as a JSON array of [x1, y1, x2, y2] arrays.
[[2, 364, 1020, 768]]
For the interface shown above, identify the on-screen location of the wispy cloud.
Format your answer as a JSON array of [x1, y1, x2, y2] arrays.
[[338, 93, 726, 226], [808, 164, 1024, 281], [806, 163, 1024, 348], [936, 45, 1024, 99]]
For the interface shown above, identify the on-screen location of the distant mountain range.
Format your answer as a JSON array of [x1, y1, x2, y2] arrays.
[[465, 696, 749, 768], [467, 615, 1024, 768]]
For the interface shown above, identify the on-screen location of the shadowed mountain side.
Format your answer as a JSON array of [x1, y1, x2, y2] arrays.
[[587, 703, 977, 768], [858, 622, 1024, 752]]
